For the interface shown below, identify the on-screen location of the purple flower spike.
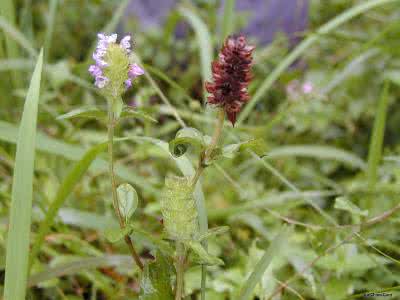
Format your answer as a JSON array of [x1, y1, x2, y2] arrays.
[[89, 32, 143, 91], [128, 63, 145, 79]]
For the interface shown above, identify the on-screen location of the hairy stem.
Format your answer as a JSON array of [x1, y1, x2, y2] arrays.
[[175, 242, 186, 300], [191, 108, 225, 188], [190, 108, 225, 300], [107, 108, 144, 270]]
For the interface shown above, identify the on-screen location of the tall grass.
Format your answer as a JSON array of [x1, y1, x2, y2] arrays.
[[367, 82, 390, 209], [3, 49, 43, 300], [0, 0, 20, 88]]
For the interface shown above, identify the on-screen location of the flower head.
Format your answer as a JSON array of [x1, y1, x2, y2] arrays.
[[88, 33, 144, 94], [205, 35, 254, 125]]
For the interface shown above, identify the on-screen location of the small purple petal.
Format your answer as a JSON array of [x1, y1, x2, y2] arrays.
[[120, 35, 131, 53], [95, 76, 109, 88], [88, 65, 102, 77], [108, 34, 118, 43], [125, 79, 132, 89], [128, 63, 145, 79]]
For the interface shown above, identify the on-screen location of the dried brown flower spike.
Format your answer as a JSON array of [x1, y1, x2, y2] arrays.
[[205, 35, 254, 125]]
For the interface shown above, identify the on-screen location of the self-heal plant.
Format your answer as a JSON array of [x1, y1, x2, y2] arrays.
[[164, 35, 260, 300], [89, 33, 145, 270]]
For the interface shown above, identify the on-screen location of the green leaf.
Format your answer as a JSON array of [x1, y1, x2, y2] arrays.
[[56, 106, 106, 121], [221, 0, 236, 39], [139, 251, 174, 300], [117, 183, 139, 222], [334, 197, 369, 216], [121, 107, 157, 123], [3, 49, 43, 300], [104, 226, 133, 244], [223, 139, 267, 158], [169, 127, 205, 157], [129, 226, 174, 256], [186, 241, 224, 266], [29, 142, 108, 270], [178, 6, 212, 99], [367, 82, 389, 187], [28, 255, 133, 287], [57, 106, 156, 124], [238, 226, 291, 300], [266, 145, 366, 170], [196, 226, 230, 242]]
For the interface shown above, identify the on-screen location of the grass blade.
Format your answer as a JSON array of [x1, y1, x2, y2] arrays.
[[0, 0, 20, 87], [221, 0, 235, 39], [267, 145, 367, 170], [178, 6, 213, 100], [238, 226, 290, 300], [237, 0, 398, 125], [28, 255, 132, 287], [29, 142, 108, 271], [3, 49, 43, 300], [44, 0, 59, 60], [367, 82, 390, 187], [0, 16, 38, 57]]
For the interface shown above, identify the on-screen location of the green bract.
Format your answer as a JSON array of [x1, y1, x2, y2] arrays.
[[102, 44, 130, 99], [161, 176, 198, 241]]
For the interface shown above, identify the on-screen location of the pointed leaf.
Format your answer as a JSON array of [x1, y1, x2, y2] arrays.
[[121, 108, 157, 123], [117, 183, 138, 222], [223, 139, 267, 158], [56, 107, 106, 121], [197, 226, 229, 242], [169, 127, 205, 157], [4, 49, 43, 300], [334, 197, 369, 216], [104, 226, 133, 243], [139, 251, 174, 300], [186, 241, 224, 266]]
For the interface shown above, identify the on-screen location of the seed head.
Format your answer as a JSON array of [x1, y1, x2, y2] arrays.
[[205, 35, 254, 125]]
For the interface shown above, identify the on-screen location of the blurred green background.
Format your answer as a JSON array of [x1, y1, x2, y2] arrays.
[[1, 0, 400, 299]]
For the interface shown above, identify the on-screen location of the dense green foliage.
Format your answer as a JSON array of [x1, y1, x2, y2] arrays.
[[1, 0, 400, 299]]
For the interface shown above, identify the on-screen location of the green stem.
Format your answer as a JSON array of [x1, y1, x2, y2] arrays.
[[107, 108, 144, 270], [175, 242, 186, 300], [191, 108, 225, 188], [190, 108, 225, 300]]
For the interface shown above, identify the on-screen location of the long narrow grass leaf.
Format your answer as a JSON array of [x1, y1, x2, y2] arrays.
[[267, 145, 367, 170], [44, 0, 59, 60], [178, 6, 213, 99], [238, 226, 290, 300], [0, 16, 37, 57], [221, 0, 235, 39], [0, 0, 20, 86], [3, 49, 43, 300], [367, 82, 390, 186], [28, 255, 132, 287]]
